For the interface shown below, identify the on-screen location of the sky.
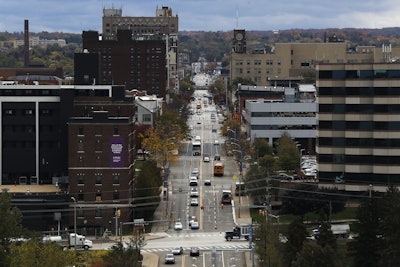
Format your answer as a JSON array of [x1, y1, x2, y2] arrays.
[[1, 0, 400, 33]]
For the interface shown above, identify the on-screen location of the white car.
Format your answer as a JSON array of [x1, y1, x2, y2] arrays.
[[190, 188, 199, 197], [214, 140, 219, 145], [174, 221, 183, 230], [189, 178, 198, 186], [203, 154, 210, 162], [190, 198, 199, 206], [191, 221, 199, 229], [172, 246, 183, 255]]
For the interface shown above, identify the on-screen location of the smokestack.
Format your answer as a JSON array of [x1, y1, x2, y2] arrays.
[[24, 19, 29, 67]]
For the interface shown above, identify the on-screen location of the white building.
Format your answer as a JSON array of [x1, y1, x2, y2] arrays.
[[134, 95, 163, 127], [242, 84, 317, 151]]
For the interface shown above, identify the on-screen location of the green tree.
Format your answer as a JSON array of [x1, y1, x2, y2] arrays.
[[347, 196, 382, 267], [316, 222, 337, 250], [284, 217, 308, 267], [101, 241, 142, 267], [0, 192, 27, 266], [133, 160, 162, 219], [9, 240, 75, 267], [254, 219, 284, 267], [379, 186, 400, 267], [275, 134, 299, 172], [293, 242, 342, 267]]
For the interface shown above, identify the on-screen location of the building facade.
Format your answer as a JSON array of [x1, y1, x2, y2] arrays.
[[102, 6, 178, 93], [230, 29, 400, 86], [242, 85, 317, 153], [68, 86, 136, 235], [316, 63, 400, 184], [76, 30, 167, 97]]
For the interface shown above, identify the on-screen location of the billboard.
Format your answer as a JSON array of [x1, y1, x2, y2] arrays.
[[110, 137, 124, 167]]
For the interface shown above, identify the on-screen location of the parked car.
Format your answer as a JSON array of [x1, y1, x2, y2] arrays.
[[174, 221, 183, 230], [172, 246, 183, 255], [164, 253, 175, 264], [188, 216, 197, 226], [190, 247, 200, 256]]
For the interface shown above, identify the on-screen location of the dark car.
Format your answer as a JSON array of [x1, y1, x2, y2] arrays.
[[190, 247, 200, 256]]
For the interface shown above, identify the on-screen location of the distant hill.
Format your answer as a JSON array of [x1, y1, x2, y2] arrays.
[[1, 28, 400, 70]]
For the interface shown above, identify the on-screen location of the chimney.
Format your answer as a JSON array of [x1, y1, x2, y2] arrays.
[[24, 19, 29, 67]]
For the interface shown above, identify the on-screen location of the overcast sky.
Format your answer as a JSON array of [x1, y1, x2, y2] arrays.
[[1, 0, 400, 33]]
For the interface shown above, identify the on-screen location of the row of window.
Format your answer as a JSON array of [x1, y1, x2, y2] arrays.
[[318, 154, 400, 164], [319, 104, 400, 113], [251, 125, 315, 130], [235, 60, 282, 66], [318, 137, 400, 147], [77, 174, 120, 185], [3, 109, 53, 116], [75, 189, 120, 202], [318, 87, 400, 96], [251, 112, 316, 117], [318, 69, 400, 79], [319, 120, 400, 130], [235, 68, 282, 75], [317, 171, 400, 183], [78, 127, 120, 136], [0, 89, 57, 96]]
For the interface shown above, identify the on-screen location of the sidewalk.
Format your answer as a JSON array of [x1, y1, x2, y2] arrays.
[[232, 193, 256, 267]]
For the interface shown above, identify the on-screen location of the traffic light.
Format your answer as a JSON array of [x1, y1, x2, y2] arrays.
[[117, 209, 121, 218]]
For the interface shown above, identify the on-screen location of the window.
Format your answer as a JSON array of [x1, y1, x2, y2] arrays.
[[113, 190, 120, 201], [95, 175, 102, 185], [78, 127, 84, 136], [77, 208, 84, 218], [95, 190, 102, 201], [113, 127, 119, 135], [78, 190, 84, 201], [113, 174, 120, 185], [78, 175, 84, 185], [95, 207, 102, 218], [142, 114, 151, 122]]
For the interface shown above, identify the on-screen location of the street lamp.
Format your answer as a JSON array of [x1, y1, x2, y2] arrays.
[[71, 197, 77, 250]]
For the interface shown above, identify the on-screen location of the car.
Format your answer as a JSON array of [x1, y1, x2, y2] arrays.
[[204, 179, 211, 186], [191, 168, 199, 178], [214, 140, 219, 145], [174, 221, 183, 230], [188, 215, 197, 226], [190, 188, 199, 197], [189, 178, 198, 186], [197, 122, 201, 124], [214, 154, 221, 161], [191, 221, 199, 229], [190, 198, 199, 206], [172, 246, 183, 255], [164, 253, 175, 264], [190, 247, 200, 256], [203, 154, 210, 162]]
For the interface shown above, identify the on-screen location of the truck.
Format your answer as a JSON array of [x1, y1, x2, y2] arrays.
[[312, 224, 350, 239], [192, 140, 201, 156], [225, 224, 252, 241], [42, 233, 93, 250]]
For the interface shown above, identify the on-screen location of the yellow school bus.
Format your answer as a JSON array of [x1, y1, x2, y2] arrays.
[[213, 162, 224, 176]]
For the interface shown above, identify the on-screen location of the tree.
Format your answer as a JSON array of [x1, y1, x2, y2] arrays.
[[0, 192, 27, 266], [101, 241, 143, 267], [275, 134, 300, 172], [9, 240, 76, 267], [378, 186, 400, 267], [254, 219, 284, 267], [284, 217, 308, 267], [316, 222, 337, 250], [347, 196, 382, 267], [292, 242, 342, 267]]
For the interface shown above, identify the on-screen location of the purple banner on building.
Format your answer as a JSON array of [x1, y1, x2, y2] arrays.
[[110, 137, 124, 167]]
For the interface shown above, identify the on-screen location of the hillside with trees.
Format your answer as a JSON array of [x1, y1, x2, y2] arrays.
[[1, 28, 400, 76]]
